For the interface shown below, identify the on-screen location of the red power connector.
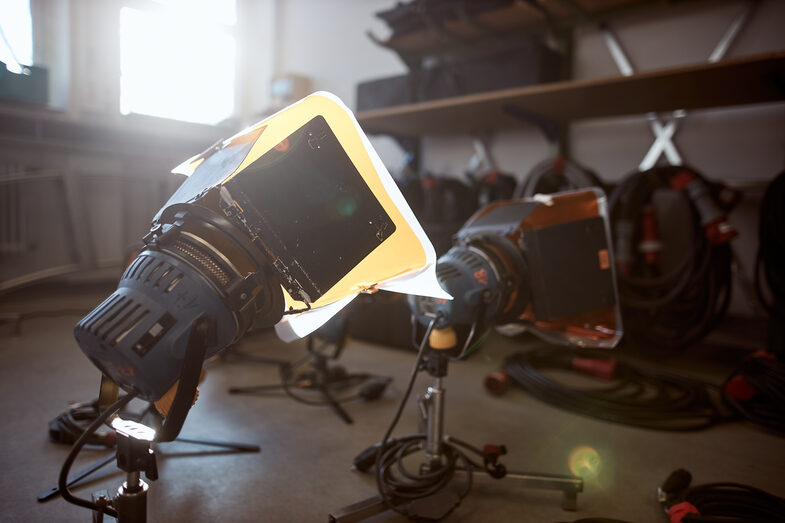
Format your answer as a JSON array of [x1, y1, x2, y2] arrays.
[[571, 356, 617, 380], [669, 170, 737, 245], [668, 501, 701, 523], [638, 204, 663, 266], [484, 370, 510, 396]]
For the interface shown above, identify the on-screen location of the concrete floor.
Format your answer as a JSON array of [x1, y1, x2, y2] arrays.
[[1, 283, 784, 522]]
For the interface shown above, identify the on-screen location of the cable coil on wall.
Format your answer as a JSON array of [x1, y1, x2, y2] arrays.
[[755, 170, 785, 357], [608, 166, 735, 351], [515, 156, 606, 198]]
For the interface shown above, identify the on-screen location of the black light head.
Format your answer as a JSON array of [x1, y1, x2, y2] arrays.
[[411, 189, 622, 351], [74, 199, 283, 401]]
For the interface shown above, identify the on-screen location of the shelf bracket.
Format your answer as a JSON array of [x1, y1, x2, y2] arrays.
[[502, 104, 565, 155], [390, 135, 422, 175], [598, 1, 757, 171]]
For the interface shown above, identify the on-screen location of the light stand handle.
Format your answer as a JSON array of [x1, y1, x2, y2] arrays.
[[156, 316, 215, 442], [105, 317, 215, 522]]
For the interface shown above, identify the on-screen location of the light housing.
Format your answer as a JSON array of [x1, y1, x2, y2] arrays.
[[74, 92, 448, 403], [411, 189, 622, 350]]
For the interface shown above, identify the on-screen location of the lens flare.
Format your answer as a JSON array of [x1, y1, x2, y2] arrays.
[[568, 446, 601, 480]]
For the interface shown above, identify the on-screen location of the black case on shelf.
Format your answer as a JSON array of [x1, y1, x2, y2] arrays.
[[357, 40, 562, 111]]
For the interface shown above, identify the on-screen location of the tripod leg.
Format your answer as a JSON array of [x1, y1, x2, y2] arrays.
[[459, 469, 583, 511], [227, 384, 285, 394], [328, 495, 389, 522], [318, 383, 354, 424], [38, 452, 117, 502], [173, 437, 260, 452]]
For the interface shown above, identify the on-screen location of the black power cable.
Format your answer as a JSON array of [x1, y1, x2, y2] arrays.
[[58, 390, 139, 517], [609, 166, 734, 351], [754, 170, 785, 358], [723, 353, 785, 435], [659, 469, 785, 522], [504, 347, 728, 431], [755, 170, 785, 313], [48, 399, 117, 447]]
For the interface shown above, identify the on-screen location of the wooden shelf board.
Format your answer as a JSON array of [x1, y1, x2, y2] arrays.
[[356, 51, 785, 137]]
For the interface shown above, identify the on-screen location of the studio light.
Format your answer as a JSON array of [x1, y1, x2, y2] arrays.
[[75, 92, 447, 410], [410, 189, 622, 353], [334, 189, 623, 521], [60, 92, 448, 521]]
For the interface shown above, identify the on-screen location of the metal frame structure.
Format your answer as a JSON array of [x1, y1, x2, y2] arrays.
[[599, 1, 756, 171]]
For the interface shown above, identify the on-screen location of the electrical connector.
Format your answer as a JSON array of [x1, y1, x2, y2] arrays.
[[638, 205, 663, 266], [571, 356, 617, 380], [614, 219, 635, 275], [669, 170, 737, 245]]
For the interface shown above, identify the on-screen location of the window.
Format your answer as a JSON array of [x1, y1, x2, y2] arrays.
[[0, 0, 33, 74], [119, 0, 236, 125]]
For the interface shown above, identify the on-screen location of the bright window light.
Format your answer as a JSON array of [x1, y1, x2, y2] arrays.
[[152, 0, 237, 26], [119, 2, 236, 125], [0, 0, 33, 74]]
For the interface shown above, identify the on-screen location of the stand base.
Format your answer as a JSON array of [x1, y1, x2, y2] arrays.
[[329, 469, 582, 522], [39, 437, 259, 503]]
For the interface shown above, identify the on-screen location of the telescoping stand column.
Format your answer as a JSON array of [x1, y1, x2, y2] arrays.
[[330, 323, 583, 522], [90, 418, 158, 523]]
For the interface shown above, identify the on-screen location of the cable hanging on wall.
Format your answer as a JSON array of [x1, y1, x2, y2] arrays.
[[754, 170, 785, 358], [609, 165, 736, 351], [514, 156, 606, 199]]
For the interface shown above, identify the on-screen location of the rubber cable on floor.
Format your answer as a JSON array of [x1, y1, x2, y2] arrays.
[[503, 347, 729, 431], [659, 468, 785, 522], [723, 352, 785, 435]]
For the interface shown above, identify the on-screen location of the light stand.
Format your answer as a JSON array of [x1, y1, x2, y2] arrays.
[[50, 318, 260, 522], [229, 333, 357, 423], [228, 317, 390, 424], [330, 339, 583, 522], [89, 419, 158, 523], [40, 424, 259, 504], [420, 351, 583, 508]]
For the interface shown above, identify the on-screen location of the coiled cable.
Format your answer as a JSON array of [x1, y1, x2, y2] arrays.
[[515, 156, 606, 198], [723, 353, 785, 435], [755, 170, 785, 313], [504, 347, 728, 431], [48, 399, 116, 447], [609, 166, 733, 351], [659, 469, 785, 522]]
